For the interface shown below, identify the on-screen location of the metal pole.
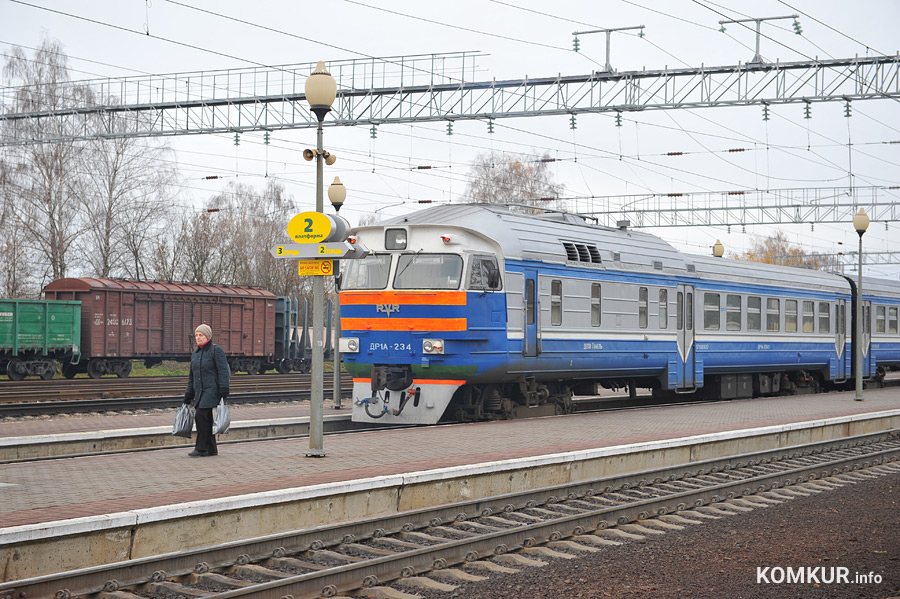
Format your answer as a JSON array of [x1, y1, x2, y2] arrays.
[[855, 232, 864, 401], [332, 274, 342, 409], [308, 119, 327, 456]]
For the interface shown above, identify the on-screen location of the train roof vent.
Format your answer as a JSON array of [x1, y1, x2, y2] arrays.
[[653, 261, 663, 270], [687, 264, 696, 273], [562, 242, 602, 264], [562, 242, 579, 261], [612, 252, 621, 261]]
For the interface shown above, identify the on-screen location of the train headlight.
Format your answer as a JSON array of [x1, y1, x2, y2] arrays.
[[339, 337, 359, 353], [423, 339, 444, 354]]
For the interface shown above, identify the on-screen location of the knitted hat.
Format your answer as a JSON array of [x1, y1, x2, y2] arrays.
[[194, 324, 213, 341]]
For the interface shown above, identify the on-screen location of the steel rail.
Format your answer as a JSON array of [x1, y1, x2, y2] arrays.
[[5, 430, 897, 599]]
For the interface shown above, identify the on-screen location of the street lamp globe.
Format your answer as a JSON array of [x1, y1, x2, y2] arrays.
[[328, 177, 347, 212], [305, 61, 337, 121], [853, 207, 870, 236], [712, 239, 725, 258]]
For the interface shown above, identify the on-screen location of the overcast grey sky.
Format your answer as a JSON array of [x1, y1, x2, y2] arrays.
[[3, 0, 898, 277]]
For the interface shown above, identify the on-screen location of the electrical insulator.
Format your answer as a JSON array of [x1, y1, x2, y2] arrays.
[[718, 25, 726, 33], [487, 119, 494, 134], [638, 27, 645, 38], [573, 37, 580, 52], [263, 131, 271, 145], [234, 133, 240, 146], [804, 104, 812, 120], [844, 101, 852, 118], [446, 121, 454, 136], [370, 125, 377, 139], [762, 105, 770, 121], [615, 113, 623, 127], [569, 114, 577, 130], [793, 19, 803, 35]]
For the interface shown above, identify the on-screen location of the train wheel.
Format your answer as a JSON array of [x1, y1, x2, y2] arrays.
[[62, 364, 78, 379], [116, 361, 133, 378], [277, 359, 291, 375], [87, 359, 105, 379], [247, 359, 263, 375], [40, 361, 56, 380], [6, 359, 25, 381]]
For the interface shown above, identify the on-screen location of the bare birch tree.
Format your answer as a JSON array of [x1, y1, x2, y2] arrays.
[[462, 151, 565, 210]]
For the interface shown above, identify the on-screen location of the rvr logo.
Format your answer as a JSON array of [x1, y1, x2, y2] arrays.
[[376, 304, 400, 316]]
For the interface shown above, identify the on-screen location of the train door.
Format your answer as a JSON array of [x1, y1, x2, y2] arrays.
[[835, 299, 848, 379], [676, 284, 696, 389], [523, 269, 540, 357], [862, 300, 873, 376]]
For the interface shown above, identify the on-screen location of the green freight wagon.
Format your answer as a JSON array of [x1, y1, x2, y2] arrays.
[[0, 299, 81, 380]]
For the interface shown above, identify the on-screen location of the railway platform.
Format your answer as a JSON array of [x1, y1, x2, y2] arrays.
[[2, 387, 899, 582]]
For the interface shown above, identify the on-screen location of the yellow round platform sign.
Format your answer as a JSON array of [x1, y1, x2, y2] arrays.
[[287, 212, 333, 244]]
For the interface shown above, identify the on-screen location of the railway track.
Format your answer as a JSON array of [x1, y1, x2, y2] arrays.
[[7, 430, 898, 599]]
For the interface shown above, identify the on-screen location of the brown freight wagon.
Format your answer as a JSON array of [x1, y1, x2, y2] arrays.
[[43, 278, 278, 378]]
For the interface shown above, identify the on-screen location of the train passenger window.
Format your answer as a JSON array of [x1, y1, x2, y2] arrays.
[[591, 284, 601, 327], [469, 256, 502, 291], [394, 254, 463, 290], [686, 293, 693, 330], [839, 303, 846, 337], [726, 294, 741, 331], [785, 300, 798, 332], [677, 292, 683, 330], [889, 307, 898, 334], [341, 254, 392, 290], [802, 301, 815, 333], [864, 305, 871, 334], [525, 279, 535, 325], [385, 229, 407, 250], [551, 280, 563, 326], [747, 296, 761, 331], [659, 289, 668, 329], [766, 298, 780, 332], [704, 293, 720, 330], [818, 302, 831, 333], [639, 287, 648, 329], [875, 306, 886, 334]]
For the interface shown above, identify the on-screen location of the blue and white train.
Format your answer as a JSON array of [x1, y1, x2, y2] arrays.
[[337, 204, 900, 425]]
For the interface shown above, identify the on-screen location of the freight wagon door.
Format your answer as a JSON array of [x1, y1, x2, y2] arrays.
[[523, 269, 539, 357], [676, 285, 696, 389]]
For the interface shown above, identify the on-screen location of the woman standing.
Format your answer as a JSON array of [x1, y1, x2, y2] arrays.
[[184, 324, 230, 457]]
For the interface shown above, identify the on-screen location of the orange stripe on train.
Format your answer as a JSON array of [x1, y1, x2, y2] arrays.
[[353, 378, 467, 386], [341, 317, 467, 331], [340, 291, 467, 305]]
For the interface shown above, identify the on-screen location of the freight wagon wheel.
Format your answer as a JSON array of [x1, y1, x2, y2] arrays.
[[117, 361, 133, 378], [6, 359, 25, 381], [87, 359, 105, 379], [276, 359, 291, 375], [247, 359, 263, 376], [40, 362, 56, 380]]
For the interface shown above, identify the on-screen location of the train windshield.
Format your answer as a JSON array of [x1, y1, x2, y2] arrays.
[[393, 254, 463, 290], [342, 254, 392, 290]]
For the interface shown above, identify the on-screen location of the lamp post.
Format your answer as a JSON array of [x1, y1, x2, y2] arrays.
[[853, 208, 869, 401], [305, 61, 337, 456], [328, 176, 346, 410]]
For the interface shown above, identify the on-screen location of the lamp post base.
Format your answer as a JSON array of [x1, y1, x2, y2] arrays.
[[305, 449, 328, 458]]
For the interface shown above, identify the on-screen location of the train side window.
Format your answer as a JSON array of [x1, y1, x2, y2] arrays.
[[726, 294, 741, 331], [802, 301, 815, 333], [889, 307, 898, 334], [785, 300, 798, 332], [747, 296, 761, 331], [591, 284, 601, 327], [659, 289, 668, 329], [525, 279, 535, 325], [864, 304, 871, 334], [551, 280, 562, 326], [677, 291, 684, 330], [818, 302, 831, 333], [686, 292, 693, 330], [766, 298, 780, 332], [839, 303, 846, 337], [875, 306, 886, 334], [639, 287, 648, 329], [469, 256, 502, 291], [704, 293, 720, 330]]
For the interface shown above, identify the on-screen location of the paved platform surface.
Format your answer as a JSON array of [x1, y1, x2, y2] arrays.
[[1, 388, 898, 530]]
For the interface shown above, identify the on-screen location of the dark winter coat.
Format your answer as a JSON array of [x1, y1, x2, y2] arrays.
[[184, 342, 230, 409]]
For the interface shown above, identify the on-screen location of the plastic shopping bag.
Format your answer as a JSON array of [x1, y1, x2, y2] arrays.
[[172, 403, 194, 438], [213, 398, 231, 435]]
